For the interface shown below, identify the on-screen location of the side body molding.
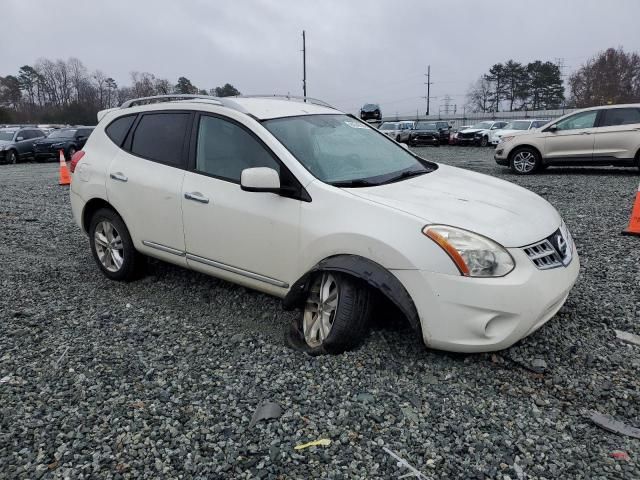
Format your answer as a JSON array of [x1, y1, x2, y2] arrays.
[[282, 254, 421, 331]]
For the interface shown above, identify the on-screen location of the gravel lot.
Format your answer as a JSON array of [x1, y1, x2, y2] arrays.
[[1, 147, 639, 479]]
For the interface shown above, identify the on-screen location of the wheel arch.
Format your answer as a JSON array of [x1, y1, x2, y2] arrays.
[[283, 254, 421, 332], [82, 197, 121, 233], [508, 144, 543, 163]]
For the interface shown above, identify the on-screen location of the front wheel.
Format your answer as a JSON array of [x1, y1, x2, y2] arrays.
[[297, 272, 372, 355], [510, 147, 541, 175], [6, 150, 17, 164], [89, 208, 144, 281], [480, 136, 489, 147], [67, 146, 77, 161]]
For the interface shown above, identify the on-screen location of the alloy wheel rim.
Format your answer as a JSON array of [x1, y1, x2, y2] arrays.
[[513, 151, 536, 173], [94, 220, 124, 272], [303, 273, 339, 348]]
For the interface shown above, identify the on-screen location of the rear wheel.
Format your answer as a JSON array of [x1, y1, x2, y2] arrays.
[[294, 272, 373, 355], [89, 208, 144, 281], [510, 147, 541, 175], [395, 135, 401, 142]]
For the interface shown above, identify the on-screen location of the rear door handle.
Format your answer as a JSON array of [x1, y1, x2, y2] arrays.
[[184, 191, 210, 204], [110, 172, 128, 182]]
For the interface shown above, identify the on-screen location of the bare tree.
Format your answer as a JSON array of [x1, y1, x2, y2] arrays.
[[569, 47, 640, 107], [466, 77, 493, 113]]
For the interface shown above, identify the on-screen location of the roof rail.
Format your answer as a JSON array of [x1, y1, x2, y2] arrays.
[[239, 94, 335, 109], [120, 94, 223, 108]]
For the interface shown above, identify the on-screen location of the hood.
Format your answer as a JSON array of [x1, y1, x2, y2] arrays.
[[460, 128, 486, 134], [345, 164, 560, 247]]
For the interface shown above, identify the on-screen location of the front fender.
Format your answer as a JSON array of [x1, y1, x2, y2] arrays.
[[283, 254, 420, 332]]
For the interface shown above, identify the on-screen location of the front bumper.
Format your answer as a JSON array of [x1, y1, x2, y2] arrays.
[[409, 135, 439, 145], [494, 146, 510, 165], [456, 137, 478, 145], [392, 245, 580, 352]]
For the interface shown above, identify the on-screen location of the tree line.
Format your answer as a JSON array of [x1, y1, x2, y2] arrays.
[[0, 57, 240, 125], [466, 47, 640, 113]]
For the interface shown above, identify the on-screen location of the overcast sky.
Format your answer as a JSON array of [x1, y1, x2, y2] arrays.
[[3, 0, 639, 115]]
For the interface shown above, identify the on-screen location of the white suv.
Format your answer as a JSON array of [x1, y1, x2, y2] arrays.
[[495, 104, 640, 174], [70, 95, 579, 354]]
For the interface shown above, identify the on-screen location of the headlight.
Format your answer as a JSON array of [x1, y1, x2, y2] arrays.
[[423, 225, 515, 277], [0, 144, 7, 151], [500, 136, 515, 143]]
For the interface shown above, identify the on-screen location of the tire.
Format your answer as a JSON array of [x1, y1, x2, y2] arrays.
[[480, 136, 489, 147], [88, 208, 144, 281], [395, 135, 401, 142], [67, 146, 77, 161], [292, 272, 373, 355], [6, 150, 17, 164], [434, 142, 440, 148], [510, 147, 541, 175]]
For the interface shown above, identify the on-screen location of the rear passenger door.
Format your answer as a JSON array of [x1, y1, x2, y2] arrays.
[[593, 107, 640, 161], [106, 111, 191, 266], [15, 129, 34, 158]]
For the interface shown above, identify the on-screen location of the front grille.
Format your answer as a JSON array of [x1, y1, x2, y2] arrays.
[[459, 132, 475, 139], [522, 228, 573, 270]]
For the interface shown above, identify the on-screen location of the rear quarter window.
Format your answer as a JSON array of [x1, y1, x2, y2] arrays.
[[106, 116, 136, 147]]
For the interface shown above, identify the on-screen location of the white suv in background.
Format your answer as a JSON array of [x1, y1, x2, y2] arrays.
[[495, 104, 640, 174], [489, 119, 548, 146], [378, 120, 414, 142], [70, 95, 579, 355]]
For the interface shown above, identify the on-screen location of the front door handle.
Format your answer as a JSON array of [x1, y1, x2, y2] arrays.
[[184, 191, 210, 204], [110, 172, 128, 182], [580, 131, 592, 135]]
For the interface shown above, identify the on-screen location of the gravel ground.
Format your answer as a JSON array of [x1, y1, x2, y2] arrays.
[[1, 148, 639, 479]]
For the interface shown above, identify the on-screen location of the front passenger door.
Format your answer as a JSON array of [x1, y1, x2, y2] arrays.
[[544, 110, 598, 160], [181, 113, 301, 294]]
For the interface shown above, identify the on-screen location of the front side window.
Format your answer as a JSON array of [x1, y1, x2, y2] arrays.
[[531, 121, 547, 128], [130, 113, 189, 166], [601, 108, 640, 127], [264, 114, 436, 185], [555, 111, 598, 131], [195, 115, 279, 182]]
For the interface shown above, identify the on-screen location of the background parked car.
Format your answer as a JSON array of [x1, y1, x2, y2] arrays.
[[379, 121, 414, 141], [434, 121, 452, 144], [405, 121, 441, 147], [360, 103, 382, 121], [489, 119, 548, 145], [495, 104, 640, 174], [449, 125, 471, 145], [33, 126, 94, 161], [457, 121, 508, 146], [0, 127, 47, 164]]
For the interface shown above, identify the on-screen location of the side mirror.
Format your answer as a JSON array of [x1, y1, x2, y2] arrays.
[[546, 124, 558, 132], [240, 167, 281, 193], [16, 136, 24, 141]]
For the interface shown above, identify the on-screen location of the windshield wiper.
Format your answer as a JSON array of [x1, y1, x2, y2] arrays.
[[379, 168, 428, 185], [330, 179, 378, 188]]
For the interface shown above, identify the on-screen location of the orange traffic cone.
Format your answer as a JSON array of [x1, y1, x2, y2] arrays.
[[58, 149, 71, 186], [622, 184, 640, 236]]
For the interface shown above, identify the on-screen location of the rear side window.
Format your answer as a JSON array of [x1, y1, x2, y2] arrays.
[[130, 113, 190, 166], [601, 108, 640, 127], [106, 116, 135, 146]]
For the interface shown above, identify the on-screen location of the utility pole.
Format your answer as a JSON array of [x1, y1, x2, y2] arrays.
[[302, 30, 307, 101], [424, 65, 433, 116]]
